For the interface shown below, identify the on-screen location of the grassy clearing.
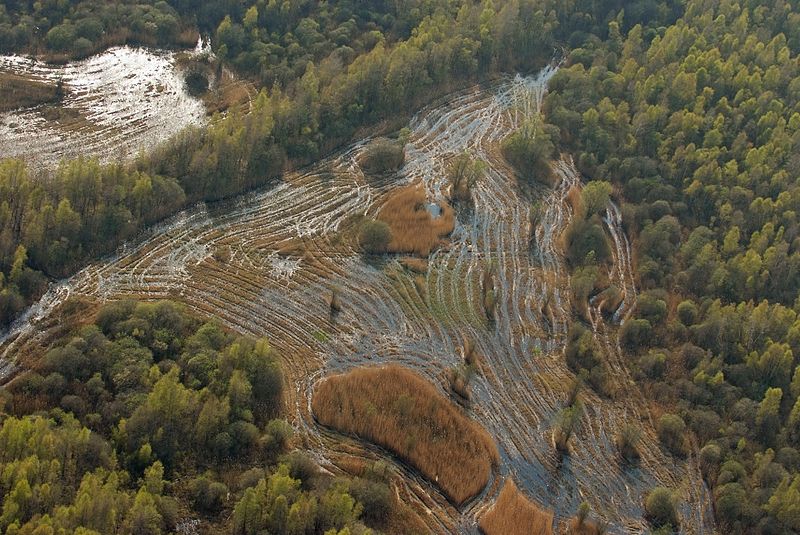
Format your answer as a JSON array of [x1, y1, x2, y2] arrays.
[[0, 72, 60, 111], [312, 365, 498, 505], [378, 185, 455, 257], [479, 479, 554, 535]]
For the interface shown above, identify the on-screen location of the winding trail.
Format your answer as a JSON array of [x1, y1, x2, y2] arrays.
[[0, 67, 715, 534]]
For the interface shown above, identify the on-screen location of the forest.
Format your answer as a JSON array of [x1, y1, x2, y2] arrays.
[[0, 300, 401, 534], [540, 1, 800, 532], [2, 0, 800, 533]]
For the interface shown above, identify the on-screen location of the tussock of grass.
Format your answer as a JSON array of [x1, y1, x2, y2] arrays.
[[312, 365, 498, 505], [378, 185, 454, 257], [479, 479, 554, 535], [0, 72, 60, 111]]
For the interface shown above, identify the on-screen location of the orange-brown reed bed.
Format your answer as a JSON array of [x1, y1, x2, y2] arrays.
[[479, 479, 554, 535], [565, 517, 604, 534], [311, 365, 498, 505], [378, 185, 455, 257]]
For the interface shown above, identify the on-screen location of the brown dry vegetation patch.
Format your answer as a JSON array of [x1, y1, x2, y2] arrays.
[[565, 517, 605, 534], [311, 365, 498, 505], [566, 185, 584, 218], [0, 72, 60, 111], [479, 479, 554, 535], [399, 257, 429, 273], [205, 74, 254, 114], [377, 185, 454, 257]]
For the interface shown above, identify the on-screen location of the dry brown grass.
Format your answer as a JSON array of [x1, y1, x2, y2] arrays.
[[566, 186, 584, 218], [0, 72, 59, 111], [312, 365, 498, 505], [399, 257, 429, 273], [205, 76, 253, 114], [479, 479, 554, 535], [377, 185, 454, 257], [413, 275, 427, 297], [565, 517, 605, 534]]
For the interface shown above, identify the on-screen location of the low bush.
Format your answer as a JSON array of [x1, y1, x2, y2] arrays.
[[359, 219, 392, 253], [360, 138, 405, 174], [657, 413, 686, 456], [645, 487, 679, 529]]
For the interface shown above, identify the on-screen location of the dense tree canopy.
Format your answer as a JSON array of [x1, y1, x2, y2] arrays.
[[0, 300, 389, 533], [545, 0, 800, 532]]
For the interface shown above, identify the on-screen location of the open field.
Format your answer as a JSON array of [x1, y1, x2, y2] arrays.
[[312, 365, 498, 505]]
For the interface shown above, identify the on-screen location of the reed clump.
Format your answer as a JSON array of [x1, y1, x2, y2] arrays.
[[312, 365, 498, 505], [479, 479, 554, 535], [377, 185, 454, 257]]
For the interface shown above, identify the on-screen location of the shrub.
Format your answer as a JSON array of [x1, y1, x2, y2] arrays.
[[283, 450, 318, 488], [501, 120, 556, 185], [45, 24, 75, 51], [447, 152, 484, 202], [676, 300, 698, 325], [617, 424, 641, 462], [657, 413, 686, 455], [237, 468, 265, 491], [349, 478, 392, 524], [185, 69, 209, 96], [73, 37, 93, 57], [645, 487, 679, 529], [565, 219, 611, 266], [359, 138, 405, 174], [359, 219, 392, 253], [188, 476, 228, 513], [448, 365, 472, 400], [619, 319, 652, 351], [554, 404, 582, 454], [636, 292, 668, 325], [580, 181, 612, 218], [639, 351, 667, 379]]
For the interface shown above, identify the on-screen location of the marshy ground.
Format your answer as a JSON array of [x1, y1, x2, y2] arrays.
[[0, 67, 715, 534]]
